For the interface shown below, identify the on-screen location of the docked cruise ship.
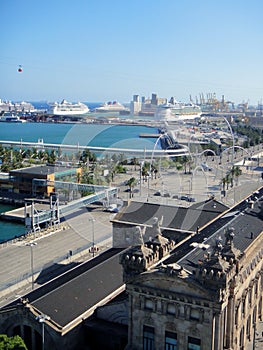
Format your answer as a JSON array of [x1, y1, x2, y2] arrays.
[[0, 99, 35, 113], [155, 97, 202, 121], [48, 100, 90, 116], [95, 101, 128, 113]]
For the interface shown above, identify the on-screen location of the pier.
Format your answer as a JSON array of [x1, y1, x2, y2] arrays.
[[139, 133, 161, 138]]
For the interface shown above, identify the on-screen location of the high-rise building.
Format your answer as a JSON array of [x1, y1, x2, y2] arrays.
[[130, 95, 141, 115]]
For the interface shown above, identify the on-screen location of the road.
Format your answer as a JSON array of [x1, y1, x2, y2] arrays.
[[0, 206, 113, 307]]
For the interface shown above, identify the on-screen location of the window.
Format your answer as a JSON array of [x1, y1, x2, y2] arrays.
[[188, 336, 201, 350], [165, 331, 177, 350], [190, 309, 200, 321], [143, 325, 154, 350], [167, 304, 176, 315], [145, 299, 154, 310]]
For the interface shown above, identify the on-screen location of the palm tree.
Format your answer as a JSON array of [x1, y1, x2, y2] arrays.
[[233, 165, 242, 186], [220, 177, 227, 196], [181, 155, 189, 174], [142, 162, 150, 182], [130, 157, 139, 170], [126, 177, 136, 198], [229, 167, 235, 187], [225, 173, 231, 190]]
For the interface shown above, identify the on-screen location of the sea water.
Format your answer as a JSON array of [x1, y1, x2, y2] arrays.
[[0, 204, 25, 243], [0, 116, 159, 242]]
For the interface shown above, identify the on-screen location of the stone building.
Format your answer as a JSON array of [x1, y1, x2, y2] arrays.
[[120, 187, 263, 350], [0, 248, 127, 350], [112, 199, 229, 249]]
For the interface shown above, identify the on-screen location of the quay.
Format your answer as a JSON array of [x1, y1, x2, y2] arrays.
[[139, 133, 161, 138]]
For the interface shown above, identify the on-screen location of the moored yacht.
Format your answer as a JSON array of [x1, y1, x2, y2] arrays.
[[0, 112, 26, 123]]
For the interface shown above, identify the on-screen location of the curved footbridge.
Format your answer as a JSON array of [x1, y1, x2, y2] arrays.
[[0, 139, 189, 158]]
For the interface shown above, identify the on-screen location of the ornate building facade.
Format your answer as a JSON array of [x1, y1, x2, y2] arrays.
[[120, 191, 263, 350]]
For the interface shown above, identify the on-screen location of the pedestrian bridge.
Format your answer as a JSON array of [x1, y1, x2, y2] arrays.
[[29, 180, 118, 231], [0, 139, 189, 158]]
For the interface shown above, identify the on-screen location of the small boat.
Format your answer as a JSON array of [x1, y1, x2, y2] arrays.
[[0, 112, 26, 123]]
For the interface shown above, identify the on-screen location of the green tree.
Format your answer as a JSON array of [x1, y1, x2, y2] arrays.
[[221, 177, 227, 195], [0, 334, 28, 350], [47, 150, 57, 164], [130, 157, 139, 170], [181, 155, 190, 174], [232, 165, 242, 185], [141, 162, 150, 182], [126, 177, 136, 198]]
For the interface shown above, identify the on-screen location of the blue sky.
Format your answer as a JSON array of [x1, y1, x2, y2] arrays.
[[1, 0, 262, 104]]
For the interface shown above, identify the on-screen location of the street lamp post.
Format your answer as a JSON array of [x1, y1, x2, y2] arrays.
[[222, 116, 235, 164], [89, 218, 95, 257], [26, 242, 37, 290], [139, 160, 144, 197], [36, 314, 50, 350], [148, 132, 168, 199]]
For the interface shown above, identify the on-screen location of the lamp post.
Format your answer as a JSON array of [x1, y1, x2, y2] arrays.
[[148, 132, 168, 199], [36, 314, 50, 350], [139, 160, 144, 197], [89, 218, 95, 257], [26, 242, 37, 290], [222, 116, 235, 164]]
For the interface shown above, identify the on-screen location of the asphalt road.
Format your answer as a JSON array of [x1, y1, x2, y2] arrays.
[[0, 206, 113, 307]]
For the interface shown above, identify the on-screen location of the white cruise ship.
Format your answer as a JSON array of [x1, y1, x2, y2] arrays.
[[48, 99, 90, 116], [95, 101, 128, 113], [155, 97, 202, 121], [0, 99, 35, 113]]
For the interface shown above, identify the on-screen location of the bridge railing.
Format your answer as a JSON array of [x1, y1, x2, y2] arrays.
[[32, 186, 118, 224]]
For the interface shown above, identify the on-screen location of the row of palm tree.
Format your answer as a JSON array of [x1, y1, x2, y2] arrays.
[[0, 145, 58, 172], [220, 165, 242, 195]]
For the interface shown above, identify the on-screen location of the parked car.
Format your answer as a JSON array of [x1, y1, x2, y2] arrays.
[[154, 191, 161, 196], [201, 163, 212, 171], [163, 192, 171, 197], [104, 204, 119, 212], [180, 195, 189, 201]]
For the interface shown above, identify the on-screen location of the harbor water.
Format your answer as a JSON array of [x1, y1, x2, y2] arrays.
[[0, 204, 25, 242], [0, 115, 159, 242]]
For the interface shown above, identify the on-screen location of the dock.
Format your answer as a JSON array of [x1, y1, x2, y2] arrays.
[[139, 133, 161, 138]]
